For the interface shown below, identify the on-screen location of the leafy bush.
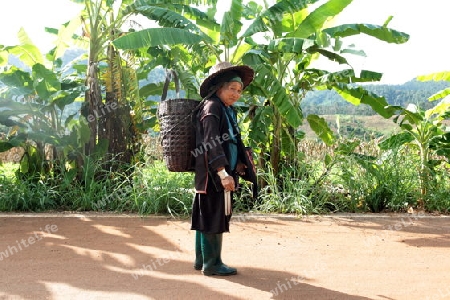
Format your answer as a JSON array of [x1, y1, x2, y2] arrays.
[[0, 160, 194, 216], [336, 146, 418, 212], [255, 161, 336, 215]]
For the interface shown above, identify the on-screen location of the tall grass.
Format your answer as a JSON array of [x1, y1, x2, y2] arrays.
[[1, 138, 448, 215], [253, 140, 449, 215], [127, 160, 194, 216], [422, 165, 450, 213], [255, 161, 338, 215], [335, 147, 419, 213], [0, 160, 194, 216]]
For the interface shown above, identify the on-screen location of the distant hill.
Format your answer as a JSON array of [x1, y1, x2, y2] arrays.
[[301, 79, 450, 115], [299, 79, 450, 140], [299, 114, 400, 141]]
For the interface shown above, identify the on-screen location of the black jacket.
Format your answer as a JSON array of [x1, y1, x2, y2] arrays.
[[193, 96, 257, 199]]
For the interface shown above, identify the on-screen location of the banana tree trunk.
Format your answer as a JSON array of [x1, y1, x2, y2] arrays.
[[270, 107, 282, 177], [84, 61, 101, 155], [418, 142, 429, 208], [99, 92, 133, 168]]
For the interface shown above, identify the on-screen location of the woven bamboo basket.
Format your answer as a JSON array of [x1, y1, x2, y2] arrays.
[[158, 98, 200, 172], [158, 70, 202, 172]]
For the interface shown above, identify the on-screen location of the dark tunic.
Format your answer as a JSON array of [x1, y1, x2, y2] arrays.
[[191, 97, 241, 234]]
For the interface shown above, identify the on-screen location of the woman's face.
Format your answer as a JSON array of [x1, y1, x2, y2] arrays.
[[216, 81, 243, 107]]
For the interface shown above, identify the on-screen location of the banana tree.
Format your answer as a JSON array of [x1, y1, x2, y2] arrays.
[[112, 0, 264, 174], [113, 0, 222, 94], [379, 83, 450, 207], [111, 0, 409, 176], [70, 0, 221, 165], [417, 71, 450, 161], [59, 0, 149, 167], [239, 0, 409, 175], [107, 0, 239, 159], [0, 29, 88, 179]]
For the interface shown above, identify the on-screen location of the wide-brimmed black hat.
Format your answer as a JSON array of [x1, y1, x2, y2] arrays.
[[200, 61, 254, 98]]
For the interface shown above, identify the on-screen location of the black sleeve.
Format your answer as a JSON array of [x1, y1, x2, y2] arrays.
[[236, 137, 258, 200], [201, 114, 229, 172]]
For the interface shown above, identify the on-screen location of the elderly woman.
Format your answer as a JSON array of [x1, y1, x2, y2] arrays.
[[191, 62, 255, 276]]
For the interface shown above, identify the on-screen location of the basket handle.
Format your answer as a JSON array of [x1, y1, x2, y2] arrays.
[[161, 69, 180, 101]]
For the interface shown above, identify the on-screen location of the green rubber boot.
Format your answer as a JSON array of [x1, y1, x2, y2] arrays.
[[216, 233, 237, 274], [201, 233, 237, 276], [194, 230, 202, 270]]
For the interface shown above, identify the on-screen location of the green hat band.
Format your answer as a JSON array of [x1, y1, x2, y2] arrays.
[[229, 76, 243, 84]]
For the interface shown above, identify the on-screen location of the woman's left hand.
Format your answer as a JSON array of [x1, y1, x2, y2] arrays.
[[236, 162, 247, 176]]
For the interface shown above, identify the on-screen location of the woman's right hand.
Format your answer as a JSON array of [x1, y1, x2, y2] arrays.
[[220, 176, 235, 192]]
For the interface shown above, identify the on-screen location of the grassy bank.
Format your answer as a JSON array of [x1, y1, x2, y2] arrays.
[[1, 139, 449, 215]]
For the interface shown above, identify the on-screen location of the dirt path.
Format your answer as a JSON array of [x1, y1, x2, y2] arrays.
[[0, 212, 449, 300]]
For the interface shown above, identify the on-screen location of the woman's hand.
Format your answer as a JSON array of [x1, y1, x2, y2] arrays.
[[217, 167, 235, 191], [220, 176, 235, 192], [235, 162, 247, 176]]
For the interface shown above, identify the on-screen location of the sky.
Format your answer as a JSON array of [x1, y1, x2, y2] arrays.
[[1, 0, 449, 85], [329, 0, 450, 84]]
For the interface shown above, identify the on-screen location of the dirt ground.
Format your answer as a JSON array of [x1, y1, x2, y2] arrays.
[[0, 212, 449, 300]]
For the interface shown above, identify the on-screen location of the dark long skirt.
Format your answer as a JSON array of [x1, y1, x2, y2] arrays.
[[191, 183, 232, 234]]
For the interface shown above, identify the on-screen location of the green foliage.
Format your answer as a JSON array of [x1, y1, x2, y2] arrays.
[[332, 83, 392, 118], [290, 139, 447, 213], [127, 160, 194, 216], [322, 23, 409, 44], [381, 100, 450, 206], [307, 114, 335, 146], [339, 146, 418, 212], [113, 28, 208, 49], [0, 176, 58, 211], [111, 0, 410, 178], [328, 115, 386, 141], [425, 170, 450, 213], [256, 159, 339, 215], [2, 141, 449, 215], [0, 160, 194, 215], [0, 28, 89, 181]]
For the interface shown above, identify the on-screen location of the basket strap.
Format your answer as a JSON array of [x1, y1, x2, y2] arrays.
[[161, 69, 180, 102]]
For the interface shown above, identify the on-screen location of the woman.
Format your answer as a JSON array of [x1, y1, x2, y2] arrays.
[[191, 62, 255, 276]]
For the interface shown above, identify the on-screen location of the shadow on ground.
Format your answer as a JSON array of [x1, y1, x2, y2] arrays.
[[0, 214, 377, 299]]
